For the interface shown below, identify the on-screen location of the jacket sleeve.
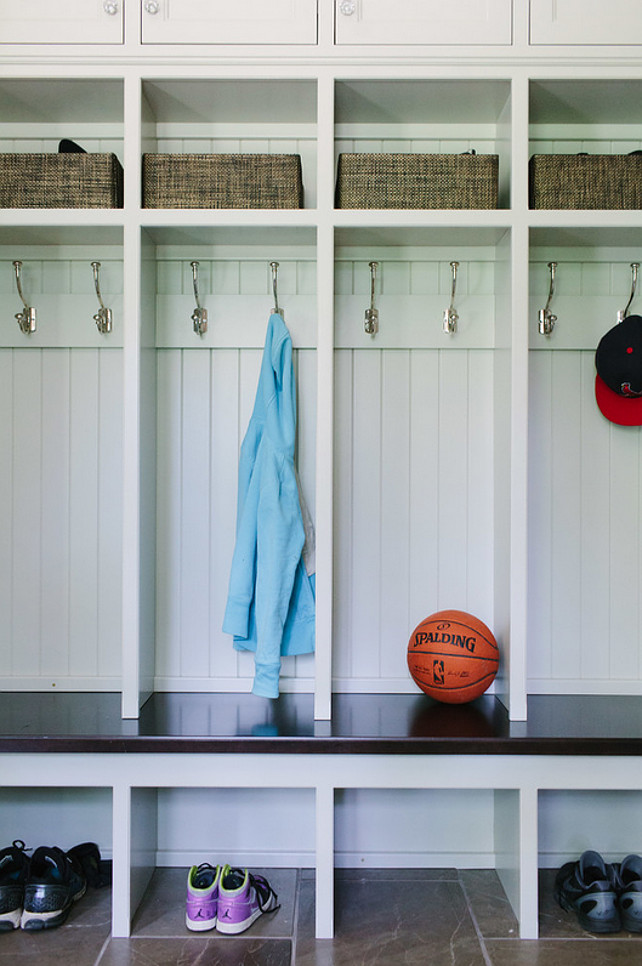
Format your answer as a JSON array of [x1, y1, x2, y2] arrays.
[[222, 463, 259, 641], [251, 455, 304, 698]]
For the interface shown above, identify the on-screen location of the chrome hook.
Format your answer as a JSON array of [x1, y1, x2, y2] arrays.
[[91, 261, 113, 335], [538, 261, 558, 336], [617, 262, 640, 323], [12, 261, 37, 334], [190, 261, 208, 336], [443, 261, 459, 334], [270, 261, 283, 318], [364, 261, 379, 335]]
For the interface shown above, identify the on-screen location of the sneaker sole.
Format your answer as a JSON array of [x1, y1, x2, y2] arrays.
[[186, 914, 217, 932], [21, 882, 86, 931], [620, 909, 642, 934], [0, 909, 21, 931], [216, 906, 263, 935], [556, 888, 621, 934]]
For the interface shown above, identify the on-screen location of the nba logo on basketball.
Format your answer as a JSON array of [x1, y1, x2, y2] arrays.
[[432, 660, 445, 685], [407, 610, 499, 704]]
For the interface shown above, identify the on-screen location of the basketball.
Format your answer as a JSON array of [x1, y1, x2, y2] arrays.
[[407, 610, 499, 704]]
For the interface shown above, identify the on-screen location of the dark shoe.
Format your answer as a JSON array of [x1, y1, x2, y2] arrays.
[[615, 853, 642, 933], [554, 849, 620, 933], [0, 840, 30, 931], [20, 846, 86, 930], [67, 842, 112, 889]]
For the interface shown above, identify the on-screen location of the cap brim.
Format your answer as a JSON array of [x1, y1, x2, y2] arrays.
[[595, 374, 642, 426]]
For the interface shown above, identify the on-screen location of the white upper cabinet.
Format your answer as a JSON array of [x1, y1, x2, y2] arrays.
[[335, 0, 512, 45], [530, 0, 642, 45], [0, 0, 123, 44], [141, 0, 317, 44]]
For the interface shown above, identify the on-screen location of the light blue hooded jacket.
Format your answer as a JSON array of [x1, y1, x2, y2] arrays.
[[222, 313, 315, 698]]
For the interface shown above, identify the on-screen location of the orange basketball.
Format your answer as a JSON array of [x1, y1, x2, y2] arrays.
[[407, 609, 499, 704]]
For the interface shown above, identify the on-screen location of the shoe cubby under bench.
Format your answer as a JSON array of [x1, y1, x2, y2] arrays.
[[1, 692, 642, 941]]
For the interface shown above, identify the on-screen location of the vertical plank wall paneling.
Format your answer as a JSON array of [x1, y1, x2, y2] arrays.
[[154, 256, 317, 690], [0, 254, 123, 689], [0, 348, 123, 687], [331, 251, 496, 691], [333, 347, 495, 690], [11, 247, 639, 695], [528, 256, 642, 693]]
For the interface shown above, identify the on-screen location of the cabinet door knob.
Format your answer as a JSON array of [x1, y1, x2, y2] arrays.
[[339, 1, 356, 14], [144, 0, 161, 13], [103, 0, 119, 13]]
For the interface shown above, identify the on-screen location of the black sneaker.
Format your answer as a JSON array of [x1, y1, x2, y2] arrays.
[[0, 840, 30, 931], [20, 846, 86, 930], [554, 849, 621, 933], [614, 853, 642, 933]]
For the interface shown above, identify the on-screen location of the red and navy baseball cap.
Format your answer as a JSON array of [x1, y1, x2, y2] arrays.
[[595, 314, 642, 426]]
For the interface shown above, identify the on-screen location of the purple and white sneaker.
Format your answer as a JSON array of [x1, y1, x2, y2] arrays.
[[216, 866, 279, 934], [185, 863, 220, 931]]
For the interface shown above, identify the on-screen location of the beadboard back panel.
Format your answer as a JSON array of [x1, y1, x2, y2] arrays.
[[528, 253, 642, 693], [332, 253, 498, 691], [0, 131, 123, 159], [0, 254, 123, 690], [333, 346, 496, 691], [0, 346, 123, 689], [152, 256, 317, 691], [528, 351, 642, 692], [154, 346, 317, 690]]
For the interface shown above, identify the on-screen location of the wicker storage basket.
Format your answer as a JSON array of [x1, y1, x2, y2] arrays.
[[529, 154, 642, 209], [142, 154, 304, 209], [0, 153, 123, 208], [335, 153, 499, 209]]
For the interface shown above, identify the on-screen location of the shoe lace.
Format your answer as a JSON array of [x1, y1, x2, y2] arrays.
[[0, 840, 30, 868], [248, 872, 280, 913]]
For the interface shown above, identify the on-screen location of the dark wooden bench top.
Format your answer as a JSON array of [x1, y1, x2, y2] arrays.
[[1, 692, 642, 756]]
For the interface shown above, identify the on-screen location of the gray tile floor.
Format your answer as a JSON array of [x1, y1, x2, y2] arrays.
[[1, 868, 641, 965]]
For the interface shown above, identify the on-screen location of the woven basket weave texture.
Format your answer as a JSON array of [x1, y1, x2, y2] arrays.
[[142, 154, 304, 209], [0, 154, 123, 208], [530, 154, 642, 209], [335, 153, 499, 209]]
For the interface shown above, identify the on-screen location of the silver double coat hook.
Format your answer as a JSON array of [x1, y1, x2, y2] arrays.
[[443, 261, 459, 334], [13, 260, 37, 334], [91, 261, 113, 334], [539, 261, 557, 336], [270, 261, 284, 318], [364, 261, 379, 335], [190, 260, 208, 336]]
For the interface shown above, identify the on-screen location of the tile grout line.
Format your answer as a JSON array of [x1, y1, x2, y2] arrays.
[[92, 932, 113, 966], [290, 867, 301, 965], [457, 872, 494, 966]]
